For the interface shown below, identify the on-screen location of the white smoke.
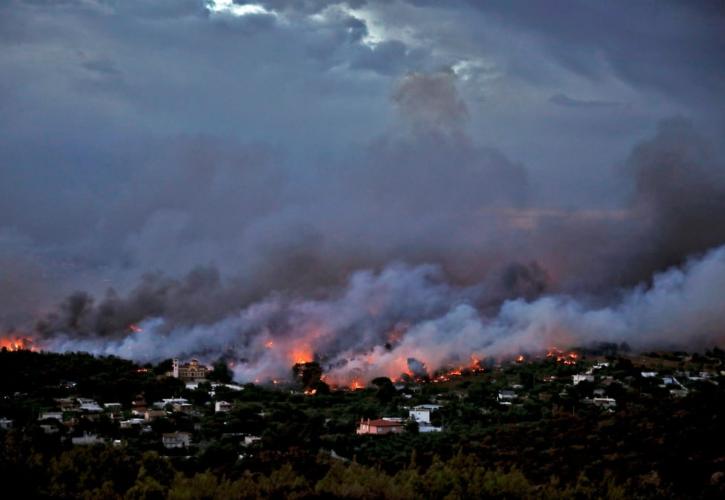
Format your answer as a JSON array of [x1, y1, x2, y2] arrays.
[[43, 245, 725, 384]]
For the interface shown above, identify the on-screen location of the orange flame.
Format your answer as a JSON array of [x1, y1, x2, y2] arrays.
[[290, 346, 313, 364], [0, 336, 35, 352], [349, 379, 364, 390], [516, 355, 525, 363], [546, 347, 579, 365]]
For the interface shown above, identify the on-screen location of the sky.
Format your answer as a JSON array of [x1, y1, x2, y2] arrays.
[[1, 1, 724, 379]]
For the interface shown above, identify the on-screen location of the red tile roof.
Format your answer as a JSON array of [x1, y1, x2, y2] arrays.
[[366, 419, 404, 427]]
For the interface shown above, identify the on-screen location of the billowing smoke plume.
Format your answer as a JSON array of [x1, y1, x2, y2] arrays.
[[5, 74, 725, 383], [40, 244, 725, 384]]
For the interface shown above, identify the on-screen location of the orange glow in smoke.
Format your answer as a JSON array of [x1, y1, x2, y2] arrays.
[[128, 324, 142, 333], [291, 346, 313, 364], [349, 379, 364, 390], [265, 340, 274, 349], [516, 355, 525, 363]]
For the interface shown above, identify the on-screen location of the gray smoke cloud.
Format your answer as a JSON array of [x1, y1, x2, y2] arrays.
[[16, 90, 725, 384], [42, 243, 725, 384], [1, 1, 724, 382]]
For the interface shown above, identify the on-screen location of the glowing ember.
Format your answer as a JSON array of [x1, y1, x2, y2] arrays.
[[303, 388, 317, 395], [515, 355, 525, 363], [349, 379, 364, 390]]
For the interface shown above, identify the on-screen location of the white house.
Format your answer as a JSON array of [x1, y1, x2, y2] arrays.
[[162, 432, 192, 449], [159, 398, 189, 407], [77, 398, 103, 413], [215, 401, 232, 413], [72, 433, 105, 446], [120, 418, 145, 429], [497, 390, 517, 405], [409, 407, 431, 424], [418, 424, 443, 433], [592, 397, 616, 409], [38, 411, 64, 422], [243, 435, 261, 446], [40, 424, 59, 435], [572, 374, 594, 385]]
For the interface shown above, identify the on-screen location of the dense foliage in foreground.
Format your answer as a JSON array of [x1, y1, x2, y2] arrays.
[[0, 348, 723, 498]]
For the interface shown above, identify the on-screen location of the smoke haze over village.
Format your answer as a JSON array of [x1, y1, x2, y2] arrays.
[[1, 0, 724, 382]]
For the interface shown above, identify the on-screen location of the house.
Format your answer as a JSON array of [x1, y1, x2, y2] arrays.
[[409, 407, 432, 424], [172, 359, 208, 382], [418, 423, 443, 433], [409, 404, 441, 424], [592, 397, 616, 409], [77, 398, 103, 413], [215, 401, 232, 413], [159, 397, 190, 407], [38, 411, 64, 422], [55, 398, 77, 411], [120, 418, 145, 429], [144, 410, 167, 422], [356, 418, 405, 435], [243, 435, 261, 446], [40, 424, 60, 434], [0, 417, 13, 430], [497, 390, 517, 405], [104, 402, 122, 411], [72, 433, 105, 446], [573, 374, 595, 385], [162, 432, 192, 449], [132, 395, 147, 416], [173, 402, 194, 413]]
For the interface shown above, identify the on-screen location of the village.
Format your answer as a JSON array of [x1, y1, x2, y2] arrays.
[[1, 346, 722, 464]]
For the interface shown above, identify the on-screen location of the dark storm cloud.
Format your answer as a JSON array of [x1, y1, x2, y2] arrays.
[[459, 0, 725, 104]]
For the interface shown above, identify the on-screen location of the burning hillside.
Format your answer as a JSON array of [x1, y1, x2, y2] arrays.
[[0, 336, 35, 352], [19, 243, 725, 386]]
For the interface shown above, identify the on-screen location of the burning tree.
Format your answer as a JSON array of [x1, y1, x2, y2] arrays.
[[292, 361, 323, 390]]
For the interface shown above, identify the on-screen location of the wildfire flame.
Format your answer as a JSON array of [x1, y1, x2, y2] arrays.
[[290, 346, 313, 364], [0, 336, 35, 352], [128, 324, 142, 333], [515, 354, 525, 363], [349, 379, 364, 390], [546, 347, 579, 365]]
